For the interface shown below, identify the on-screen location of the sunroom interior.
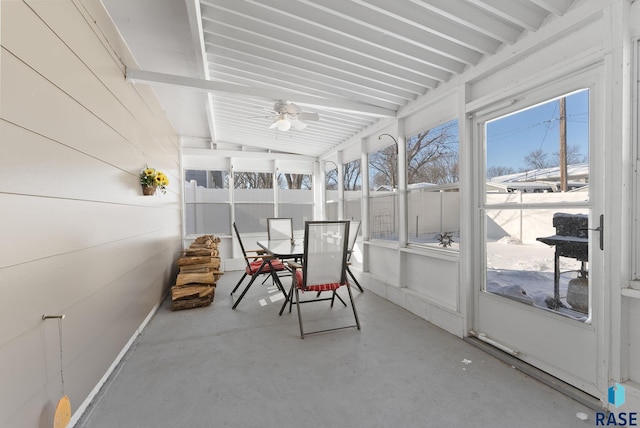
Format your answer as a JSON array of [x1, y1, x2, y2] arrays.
[[3, 0, 640, 426]]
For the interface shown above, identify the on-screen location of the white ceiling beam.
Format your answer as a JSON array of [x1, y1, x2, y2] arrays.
[[208, 64, 407, 110], [183, 0, 218, 142], [226, 0, 467, 73], [126, 68, 396, 117], [527, 0, 574, 16], [204, 37, 430, 96], [201, 0, 456, 80], [200, 19, 441, 89], [302, 0, 482, 65], [467, 0, 545, 31], [183, 147, 317, 162], [410, 0, 521, 45], [357, 0, 501, 55], [209, 57, 415, 107]]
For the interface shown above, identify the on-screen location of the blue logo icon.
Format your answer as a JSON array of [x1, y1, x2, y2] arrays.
[[608, 383, 625, 408]]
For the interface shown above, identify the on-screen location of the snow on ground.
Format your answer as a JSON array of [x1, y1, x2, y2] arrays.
[[486, 238, 588, 321]]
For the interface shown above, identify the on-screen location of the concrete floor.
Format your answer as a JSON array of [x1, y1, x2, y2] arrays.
[[76, 269, 598, 428]]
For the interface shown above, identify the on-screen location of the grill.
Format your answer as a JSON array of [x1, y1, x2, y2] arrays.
[[536, 213, 589, 309]]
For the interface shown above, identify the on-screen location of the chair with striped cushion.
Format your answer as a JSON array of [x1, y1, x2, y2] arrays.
[[279, 221, 361, 338], [231, 222, 287, 310]]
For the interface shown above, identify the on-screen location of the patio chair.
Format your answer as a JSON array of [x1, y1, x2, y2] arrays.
[[267, 217, 302, 264], [315, 219, 363, 297], [346, 220, 364, 292], [280, 220, 361, 339], [231, 222, 287, 309], [267, 217, 294, 241]]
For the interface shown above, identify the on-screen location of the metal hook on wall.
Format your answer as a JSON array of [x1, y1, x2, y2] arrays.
[[42, 314, 66, 320], [42, 313, 71, 426]]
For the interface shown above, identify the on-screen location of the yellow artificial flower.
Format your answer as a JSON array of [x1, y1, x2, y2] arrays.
[[140, 166, 168, 194]]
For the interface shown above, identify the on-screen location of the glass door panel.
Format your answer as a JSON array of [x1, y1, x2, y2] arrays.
[[483, 89, 591, 320]]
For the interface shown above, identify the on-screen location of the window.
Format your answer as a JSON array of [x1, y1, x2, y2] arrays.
[[406, 119, 460, 249], [368, 144, 398, 241], [277, 172, 313, 231], [344, 159, 362, 222], [325, 165, 339, 220], [482, 89, 591, 320], [233, 171, 274, 233], [184, 169, 230, 235], [343, 159, 362, 191]]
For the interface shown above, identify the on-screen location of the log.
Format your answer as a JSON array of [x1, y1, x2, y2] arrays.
[[175, 271, 216, 286], [184, 248, 219, 257], [169, 234, 223, 311], [178, 256, 216, 266], [171, 284, 215, 300], [190, 242, 214, 248], [171, 298, 213, 311], [179, 267, 209, 273], [179, 258, 220, 271], [177, 267, 223, 277], [170, 284, 215, 311], [193, 235, 219, 244], [190, 235, 220, 248]]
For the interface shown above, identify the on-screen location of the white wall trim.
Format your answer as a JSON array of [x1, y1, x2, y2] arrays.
[[69, 300, 164, 427], [400, 245, 459, 262]]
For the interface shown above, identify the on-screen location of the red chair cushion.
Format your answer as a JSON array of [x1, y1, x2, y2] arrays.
[[294, 270, 343, 292], [246, 258, 286, 275]]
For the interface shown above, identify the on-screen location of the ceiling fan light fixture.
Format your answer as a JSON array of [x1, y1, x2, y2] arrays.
[[263, 101, 318, 132], [275, 117, 291, 131]]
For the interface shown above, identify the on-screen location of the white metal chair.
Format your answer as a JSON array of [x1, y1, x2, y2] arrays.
[[267, 217, 294, 241], [280, 220, 361, 339], [314, 219, 363, 297], [231, 222, 287, 309]]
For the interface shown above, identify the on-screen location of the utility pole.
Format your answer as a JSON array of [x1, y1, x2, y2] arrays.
[[559, 97, 567, 192]]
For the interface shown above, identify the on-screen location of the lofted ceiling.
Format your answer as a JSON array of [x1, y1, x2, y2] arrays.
[[103, 0, 577, 158]]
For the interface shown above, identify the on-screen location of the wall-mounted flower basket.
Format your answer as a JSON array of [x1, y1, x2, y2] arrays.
[[140, 166, 169, 195], [142, 184, 157, 196]]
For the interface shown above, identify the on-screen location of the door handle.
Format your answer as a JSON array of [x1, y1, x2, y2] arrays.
[[578, 214, 603, 251]]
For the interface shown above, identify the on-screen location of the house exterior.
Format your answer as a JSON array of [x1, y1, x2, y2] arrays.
[[2, 0, 640, 426]]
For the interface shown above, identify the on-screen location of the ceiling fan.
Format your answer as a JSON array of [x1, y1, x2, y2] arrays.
[[266, 100, 319, 131]]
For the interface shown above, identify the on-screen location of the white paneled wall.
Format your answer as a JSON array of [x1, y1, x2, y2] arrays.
[[0, 1, 181, 426]]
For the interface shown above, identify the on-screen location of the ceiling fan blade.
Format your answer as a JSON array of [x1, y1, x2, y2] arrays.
[[285, 102, 302, 114], [289, 118, 307, 130], [297, 112, 319, 121], [268, 120, 278, 129]]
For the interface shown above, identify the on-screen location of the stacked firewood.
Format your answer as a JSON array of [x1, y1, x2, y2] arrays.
[[171, 235, 223, 311]]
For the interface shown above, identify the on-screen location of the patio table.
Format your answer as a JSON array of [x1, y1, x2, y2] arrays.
[[257, 239, 304, 303]]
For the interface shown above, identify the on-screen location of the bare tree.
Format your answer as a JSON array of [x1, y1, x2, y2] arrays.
[[234, 172, 273, 189], [424, 152, 459, 184], [406, 123, 457, 184], [487, 165, 516, 179], [369, 144, 398, 189], [370, 120, 458, 189], [524, 149, 551, 169], [552, 144, 587, 165], [325, 168, 338, 190], [343, 160, 361, 190], [325, 161, 362, 190], [279, 173, 311, 189]]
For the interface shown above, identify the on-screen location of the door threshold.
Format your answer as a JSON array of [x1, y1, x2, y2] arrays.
[[463, 336, 602, 411]]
